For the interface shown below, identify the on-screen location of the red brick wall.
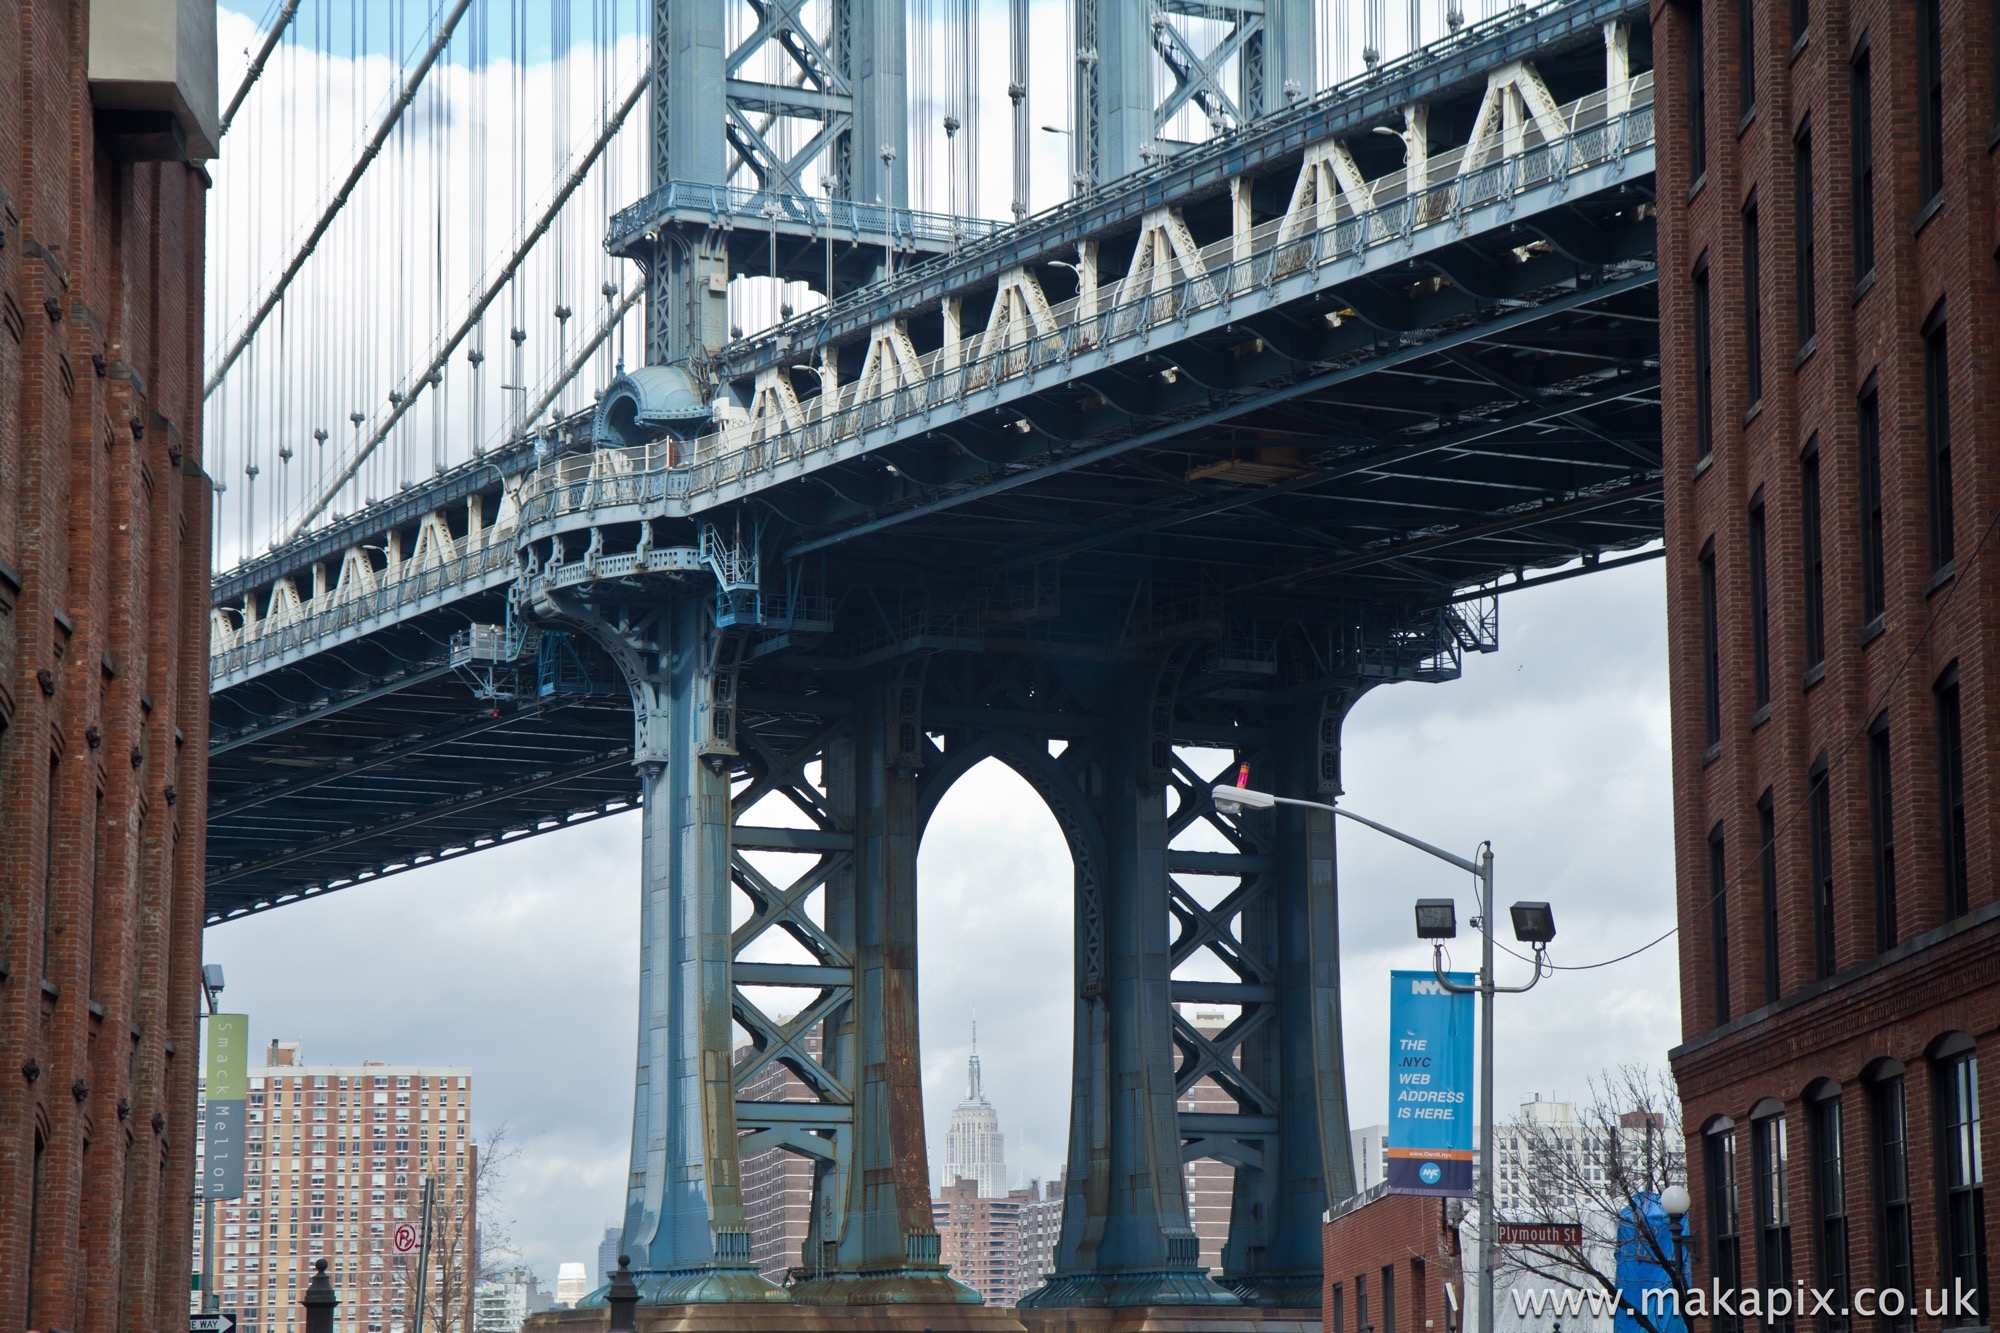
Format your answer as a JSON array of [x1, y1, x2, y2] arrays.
[[1655, 0, 1999, 1323], [1322, 1189, 1464, 1333], [0, 2, 212, 1329]]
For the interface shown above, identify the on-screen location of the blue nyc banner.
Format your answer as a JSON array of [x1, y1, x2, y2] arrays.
[[1386, 969, 1476, 1196]]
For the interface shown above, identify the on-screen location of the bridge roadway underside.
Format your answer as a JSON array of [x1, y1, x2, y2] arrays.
[[206, 240, 1661, 916]]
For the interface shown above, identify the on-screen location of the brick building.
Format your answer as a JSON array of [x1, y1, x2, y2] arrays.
[[1655, 0, 1997, 1324], [193, 1046, 478, 1333], [932, 1176, 1024, 1306], [0, 1, 217, 1330], [735, 1040, 817, 1284], [1322, 1187, 1464, 1333]]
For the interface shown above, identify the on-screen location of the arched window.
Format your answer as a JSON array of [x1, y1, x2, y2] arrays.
[[1705, 1115, 1742, 1333], [1750, 1099, 1793, 1331], [1801, 1079, 1849, 1332], [1930, 1033, 1986, 1326], [1863, 1059, 1912, 1330]]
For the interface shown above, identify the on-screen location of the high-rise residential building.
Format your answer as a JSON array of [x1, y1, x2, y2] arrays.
[[1658, 0, 1998, 1319], [553, 1263, 587, 1308], [594, 1224, 620, 1287], [736, 1034, 819, 1282], [1, 4, 218, 1329], [1349, 1123, 1388, 1192], [472, 1268, 545, 1333], [192, 1044, 477, 1333], [1177, 1006, 1235, 1270], [943, 1022, 1006, 1197], [932, 1177, 1025, 1305], [1013, 1176, 1065, 1302]]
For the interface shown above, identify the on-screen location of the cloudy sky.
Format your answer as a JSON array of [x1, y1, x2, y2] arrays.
[[204, 555, 1677, 1283]]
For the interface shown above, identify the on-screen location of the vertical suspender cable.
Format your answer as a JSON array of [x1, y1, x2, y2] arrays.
[[204, 0, 477, 401], [288, 65, 650, 539], [1009, 0, 1027, 219]]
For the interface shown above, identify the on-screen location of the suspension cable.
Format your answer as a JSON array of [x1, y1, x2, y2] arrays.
[[217, 0, 303, 140], [204, 0, 477, 400], [288, 64, 650, 540], [511, 285, 641, 445]]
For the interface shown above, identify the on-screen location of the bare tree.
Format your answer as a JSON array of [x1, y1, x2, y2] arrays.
[[1490, 1065, 1691, 1333], [400, 1125, 519, 1333]]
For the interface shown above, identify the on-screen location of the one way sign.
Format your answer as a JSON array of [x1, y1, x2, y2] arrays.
[[190, 1313, 237, 1333]]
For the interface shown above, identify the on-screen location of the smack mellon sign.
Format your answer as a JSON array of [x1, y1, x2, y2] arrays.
[[1386, 969, 1475, 1196], [203, 1013, 250, 1200]]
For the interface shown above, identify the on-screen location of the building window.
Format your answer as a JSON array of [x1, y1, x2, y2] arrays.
[[1701, 540, 1721, 749], [1850, 45, 1873, 281], [1936, 664, 1968, 918], [1935, 1043, 1987, 1325], [1794, 128, 1815, 346], [1801, 441, 1826, 670], [1917, 0, 1944, 206], [1924, 310, 1955, 571], [1754, 1108, 1793, 1333], [1759, 791, 1780, 1003], [1357, 1272, 1370, 1333], [1738, 0, 1756, 118], [1743, 197, 1763, 402], [1791, 0, 1808, 43], [1689, 1, 1708, 182], [1693, 259, 1714, 460], [1750, 495, 1771, 708], [1707, 1121, 1742, 1333], [1866, 716, 1896, 952], [1332, 1284, 1345, 1333], [1381, 1263, 1395, 1333], [1808, 759, 1835, 979], [1858, 385, 1886, 624], [1871, 1073, 1914, 1329], [1710, 823, 1730, 1024], [1809, 1092, 1850, 1333]]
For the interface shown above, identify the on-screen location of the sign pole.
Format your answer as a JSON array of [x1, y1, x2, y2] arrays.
[[1478, 847, 1496, 1333], [410, 1175, 436, 1333]]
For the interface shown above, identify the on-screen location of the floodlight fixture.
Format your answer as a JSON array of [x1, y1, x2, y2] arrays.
[[1509, 901, 1557, 946], [1414, 898, 1459, 940]]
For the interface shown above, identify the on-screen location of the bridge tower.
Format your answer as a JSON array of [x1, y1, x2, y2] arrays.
[[1074, 0, 1316, 190], [625, 0, 912, 369]]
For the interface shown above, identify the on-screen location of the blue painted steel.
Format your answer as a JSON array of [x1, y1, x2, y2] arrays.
[[1386, 969, 1477, 1196]]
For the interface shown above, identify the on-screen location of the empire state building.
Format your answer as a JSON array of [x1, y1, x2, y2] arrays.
[[943, 1020, 1007, 1196]]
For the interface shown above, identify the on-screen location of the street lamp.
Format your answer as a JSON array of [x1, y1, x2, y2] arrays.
[[1660, 1184, 1693, 1284], [1212, 781, 1555, 1333]]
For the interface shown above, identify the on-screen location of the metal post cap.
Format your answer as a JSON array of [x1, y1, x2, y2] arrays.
[[607, 1254, 641, 1331], [303, 1259, 338, 1309]]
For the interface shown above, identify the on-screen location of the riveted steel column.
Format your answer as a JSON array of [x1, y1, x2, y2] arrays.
[[1029, 669, 1237, 1308], [1086, 1, 1156, 186], [793, 667, 977, 1304], [648, 0, 729, 365], [620, 593, 786, 1302], [1218, 693, 1359, 1307]]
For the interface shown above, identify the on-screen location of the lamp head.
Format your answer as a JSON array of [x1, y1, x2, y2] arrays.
[[1510, 900, 1557, 945], [202, 963, 226, 995], [1211, 784, 1277, 814], [1414, 898, 1459, 940], [1659, 1184, 1691, 1218]]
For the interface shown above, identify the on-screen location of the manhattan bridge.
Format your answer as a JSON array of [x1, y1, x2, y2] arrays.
[[202, 0, 1660, 1313]]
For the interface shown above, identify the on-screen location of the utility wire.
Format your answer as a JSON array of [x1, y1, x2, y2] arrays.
[[289, 64, 650, 540], [205, 0, 477, 400]]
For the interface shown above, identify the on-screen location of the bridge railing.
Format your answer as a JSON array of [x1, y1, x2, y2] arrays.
[[606, 180, 1009, 254], [210, 537, 520, 683], [530, 76, 1653, 522]]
